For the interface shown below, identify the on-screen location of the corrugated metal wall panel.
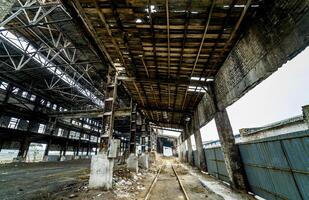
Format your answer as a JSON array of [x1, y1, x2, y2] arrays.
[[193, 151, 199, 167], [204, 147, 229, 182], [203, 130, 309, 200], [239, 130, 309, 200], [205, 148, 218, 178]]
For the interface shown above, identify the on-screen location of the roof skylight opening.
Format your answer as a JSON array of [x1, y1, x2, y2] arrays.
[[116, 66, 125, 72], [206, 78, 214, 82], [0, 28, 103, 107], [234, 5, 245, 8], [114, 62, 122, 67], [190, 77, 205, 81], [174, 10, 186, 13], [188, 86, 207, 93], [145, 5, 157, 13], [136, 18, 142, 23]]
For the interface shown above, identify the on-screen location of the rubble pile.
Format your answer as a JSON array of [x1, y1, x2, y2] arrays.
[[113, 168, 148, 200]]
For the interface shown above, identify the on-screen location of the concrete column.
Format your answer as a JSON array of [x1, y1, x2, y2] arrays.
[[16, 138, 30, 162], [177, 137, 182, 161], [141, 136, 145, 153], [43, 139, 52, 160], [194, 128, 207, 171], [87, 141, 91, 156], [214, 108, 246, 190], [187, 136, 193, 165], [63, 141, 68, 156], [180, 134, 186, 162], [76, 136, 81, 156], [89, 69, 118, 190], [0, 140, 3, 152], [59, 145, 63, 157], [193, 113, 207, 171], [182, 142, 186, 162]]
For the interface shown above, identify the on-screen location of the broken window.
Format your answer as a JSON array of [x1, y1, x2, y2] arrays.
[[8, 117, 20, 129], [30, 94, 36, 101], [38, 124, 46, 134], [57, 128, 64, 136], [0, 82, 8, 90], [22, 91, 28, 98], [12, 87, 19, 95]]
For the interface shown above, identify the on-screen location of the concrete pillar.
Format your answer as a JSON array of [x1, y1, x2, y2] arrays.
[[194, 128, 207, 171], [43, 139, 52, 161], [60, 141, 68, 161], [177, 137, 182, 161], [180, 134, 186, 162], [193, 113, 207, 171], [77, 137, 81, 156], [214, 108, 246, 190], [0, 140, 3, 152], [141, 136, 145, 153], [16, 138, 30, 161], [187, 137, 193, 165], [63, 141, 68, 156], [87, 142, 90, 156], [89, 68, 117, 190]]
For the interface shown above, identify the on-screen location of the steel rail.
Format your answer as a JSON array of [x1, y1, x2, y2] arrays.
[[144, 164, 164, 200], [144, 163, 190, 200], [172, 164, 190, 200]]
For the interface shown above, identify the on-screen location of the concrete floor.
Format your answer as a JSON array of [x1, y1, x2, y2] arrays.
[[0, 159, 90, 200]]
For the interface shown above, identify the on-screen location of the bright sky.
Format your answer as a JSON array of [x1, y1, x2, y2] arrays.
[[200, 47, 309, 142]]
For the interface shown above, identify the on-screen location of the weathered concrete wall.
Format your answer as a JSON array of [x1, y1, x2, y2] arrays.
[[197, 1, 309, 130], [0, 0, 16, 21]]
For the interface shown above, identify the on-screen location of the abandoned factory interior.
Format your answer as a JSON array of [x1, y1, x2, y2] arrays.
[[0, 0, 308, 199]]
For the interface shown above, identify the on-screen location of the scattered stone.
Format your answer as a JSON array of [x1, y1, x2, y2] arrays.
[[69, 194, 78, 198]]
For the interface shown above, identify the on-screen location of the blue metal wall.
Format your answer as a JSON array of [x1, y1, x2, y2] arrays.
[[203, 130, 309, 200], [239, 131, 309, 200], [192, 150, 199, 167], [204, 147, 230, 182]]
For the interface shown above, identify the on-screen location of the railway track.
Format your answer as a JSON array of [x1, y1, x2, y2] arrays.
[[144, 163, 190, 200]]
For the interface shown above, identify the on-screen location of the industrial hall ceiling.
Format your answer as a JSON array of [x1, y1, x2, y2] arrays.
[[0, 0, 263, 129]]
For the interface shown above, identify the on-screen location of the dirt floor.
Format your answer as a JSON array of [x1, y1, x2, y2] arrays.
[[0, 159, 91, 200], [138, 159, 224, 200], [0, 156, 256, 200]]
